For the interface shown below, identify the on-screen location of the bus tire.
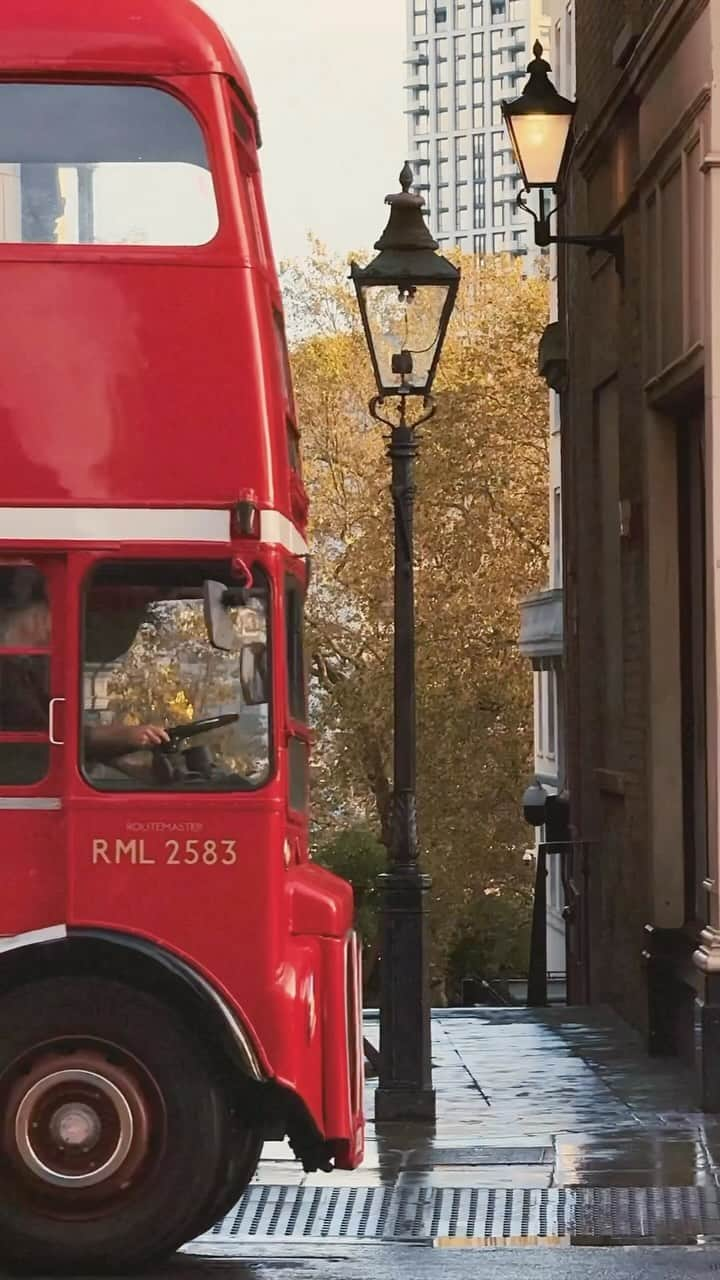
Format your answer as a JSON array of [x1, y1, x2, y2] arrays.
[[186, 1122, 263, 1239], [0, 976, 229, 1274]]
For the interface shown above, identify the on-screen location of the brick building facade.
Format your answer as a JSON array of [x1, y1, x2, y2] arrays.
[[553, 0, 720, 1100]]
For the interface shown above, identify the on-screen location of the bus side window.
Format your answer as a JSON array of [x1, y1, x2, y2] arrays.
[[230, 100, 266, 267], [285, 577, 306, 724], [285, 576, 308, 813], [248, 172, 276, 272], [287, 421, 302, 477], [0, 565, 50, 784], [273, 309, 296, 412]]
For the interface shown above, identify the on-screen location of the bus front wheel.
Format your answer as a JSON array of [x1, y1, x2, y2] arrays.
[[0, 976, 229, 1273]]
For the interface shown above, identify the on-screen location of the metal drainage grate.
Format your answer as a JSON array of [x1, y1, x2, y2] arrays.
[[392, 1187, 568, 1240], [190, 1184, 720, 1248], [196, 1187, 568, 1244], [573, 1187, 720, 1241]]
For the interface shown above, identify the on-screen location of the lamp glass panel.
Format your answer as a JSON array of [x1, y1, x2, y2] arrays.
[[509, 111, 572, 187], [360, 282, 450, 392]]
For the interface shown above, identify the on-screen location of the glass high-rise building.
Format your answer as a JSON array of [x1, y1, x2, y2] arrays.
[[405, 0, 550, 257]]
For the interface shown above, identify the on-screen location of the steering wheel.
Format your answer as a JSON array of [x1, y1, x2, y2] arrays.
[[160, 714, 239, 752]]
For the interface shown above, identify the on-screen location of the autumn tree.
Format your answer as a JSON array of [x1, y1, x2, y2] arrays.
[[284, 245, 548, 999]]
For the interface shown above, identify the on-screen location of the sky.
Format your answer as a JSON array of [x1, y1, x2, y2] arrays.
[[198, 0, 406, 262]]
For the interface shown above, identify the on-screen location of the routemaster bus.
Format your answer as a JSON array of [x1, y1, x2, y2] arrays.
[[0, 0, 364, 1270]]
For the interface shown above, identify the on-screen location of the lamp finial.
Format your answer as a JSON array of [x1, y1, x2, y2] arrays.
[[399, 162, 414, 193]]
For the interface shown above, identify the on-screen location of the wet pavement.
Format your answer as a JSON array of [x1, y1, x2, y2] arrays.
[[37, 1244, 720, 1280], [189, 1007, 720, 1252], [21, 1244, 720, 1280]]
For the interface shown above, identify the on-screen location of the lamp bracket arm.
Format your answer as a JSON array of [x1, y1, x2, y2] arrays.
[[546, 231, 625, 277], [368, 395, 397, 431]]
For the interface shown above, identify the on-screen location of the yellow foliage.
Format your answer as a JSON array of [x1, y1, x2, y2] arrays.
[[285, 246, 549, 996]]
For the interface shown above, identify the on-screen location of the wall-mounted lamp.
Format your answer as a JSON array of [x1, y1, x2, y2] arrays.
[[502, 42, 624, 276]]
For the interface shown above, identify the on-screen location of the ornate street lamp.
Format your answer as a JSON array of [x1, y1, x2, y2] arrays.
[[351, 165, 459, 1123], [502, 43, 623, 273]]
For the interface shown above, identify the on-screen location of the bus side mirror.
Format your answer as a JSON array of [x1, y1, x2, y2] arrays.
[[240, 644, 268, 705], [203, 580, 237, 651]]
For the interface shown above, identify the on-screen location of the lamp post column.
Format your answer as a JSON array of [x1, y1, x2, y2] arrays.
[[375, 397, 435, 1123], [350, 162, 459, 1122]]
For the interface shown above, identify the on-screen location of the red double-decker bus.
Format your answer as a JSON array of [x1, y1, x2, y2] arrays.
[[0, 0, 364, 1270]]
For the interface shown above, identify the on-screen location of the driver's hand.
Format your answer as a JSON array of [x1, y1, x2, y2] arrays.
[[124, 724, 170, 749], [84, 722, 170, 764]]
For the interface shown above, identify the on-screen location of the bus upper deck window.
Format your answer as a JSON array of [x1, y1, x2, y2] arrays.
[[0, 84, 219, 247]]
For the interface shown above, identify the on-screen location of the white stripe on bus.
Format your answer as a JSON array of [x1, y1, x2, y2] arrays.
[[0, 507, 309, 557], [0, 508, 230, 543], [0, 924, 67, 952], [0, 798, 61, 810]]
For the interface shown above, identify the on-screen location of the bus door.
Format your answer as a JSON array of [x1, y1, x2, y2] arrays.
[[0, 554, 67, 939]]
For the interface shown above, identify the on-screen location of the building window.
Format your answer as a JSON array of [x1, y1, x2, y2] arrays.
[[455, 32, 467, 77], [414, 0, 428, 35], [547, 670, 556, 757], [472, 31, 484, 77], [435, 5, 448, 27], [594, 378, 623, 769], [455, 84, 468, 129], [472, 135, 485, 227], [454, 0, 467, 24], [436, 36, 449, 76], [491, 0, 507, 19], [455, 134, 468, 179], [471, 0, 483, 23], [439, 160, 450, 188], [493, 231, 506, 251], [553, 487, 562, 585], [473, 233, 486, 254]]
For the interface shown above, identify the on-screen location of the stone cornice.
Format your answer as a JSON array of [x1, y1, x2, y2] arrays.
[[575, 0, 710, 178]]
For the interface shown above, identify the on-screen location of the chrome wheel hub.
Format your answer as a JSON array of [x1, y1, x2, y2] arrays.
[[2, 1044, 159, 1212], [15, 1068, 135, 1188]]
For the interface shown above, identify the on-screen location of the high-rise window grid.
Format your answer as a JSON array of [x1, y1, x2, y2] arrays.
[[406, 0, 544, 257]]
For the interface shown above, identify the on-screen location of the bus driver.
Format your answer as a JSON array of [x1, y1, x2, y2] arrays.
[[0, 570, 169, 759]]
